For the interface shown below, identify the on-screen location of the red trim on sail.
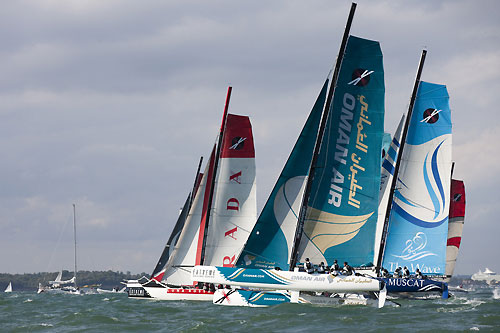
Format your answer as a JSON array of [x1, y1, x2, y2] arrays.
[[447, 236, 462, 248], [449, 179, 466, 218], [152, 271, 165, 282], [195, 146, 216, 265], [220, 114, 255, 158]]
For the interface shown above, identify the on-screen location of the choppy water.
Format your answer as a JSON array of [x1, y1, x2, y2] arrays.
[[1, 286, 499, 332]]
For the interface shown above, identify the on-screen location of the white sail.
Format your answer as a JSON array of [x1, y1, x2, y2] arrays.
[[203, 114, 257, 267], [163, 150, 215, 286], [373, 115, 405, 266], [4, 282, 12, 293]]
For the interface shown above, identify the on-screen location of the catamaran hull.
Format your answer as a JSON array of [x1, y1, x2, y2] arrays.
[[213, 288, 390, 308], [377, 277, 448, 298], [213, 289, 307, 307], [143, 286, 214, 301], [126, 279, 214, 301], [192, 266, 383, 293]]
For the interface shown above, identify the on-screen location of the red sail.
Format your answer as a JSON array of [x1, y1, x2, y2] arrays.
[[195, 146, 216, 266], [445, 179, 466, 279], [220, 114, 255, 159]]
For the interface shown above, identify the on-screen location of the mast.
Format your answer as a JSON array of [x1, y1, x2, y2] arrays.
[[289, 2, 357, 270], [375, 50, 427, 269], [72, 203, 77, 288], [199, 86, 232, 265], [190, 156, 204, 209]]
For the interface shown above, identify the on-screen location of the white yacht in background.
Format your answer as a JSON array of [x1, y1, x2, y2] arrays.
[[471, 268, 500, 285]]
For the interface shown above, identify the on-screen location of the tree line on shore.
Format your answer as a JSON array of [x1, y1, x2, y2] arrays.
[[0, 270, 146, 291]]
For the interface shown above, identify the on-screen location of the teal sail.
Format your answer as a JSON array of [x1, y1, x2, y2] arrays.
[[382, 81, 452, 275], [381, 133, 391, 165], [297, 36, 385, 267], [235, 80, 329, 270]]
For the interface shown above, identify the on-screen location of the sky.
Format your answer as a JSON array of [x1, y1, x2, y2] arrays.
[[1, 0, 499, 276]]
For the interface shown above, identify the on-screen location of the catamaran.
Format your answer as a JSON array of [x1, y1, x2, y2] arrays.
[[128, 87, 258, 301], [193, 3, 390, 307], [374, 50, 455, 298], [38, 204, 80, 295]]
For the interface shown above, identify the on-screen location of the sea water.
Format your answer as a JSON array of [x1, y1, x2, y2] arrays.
[[1, 286, 499, 332]]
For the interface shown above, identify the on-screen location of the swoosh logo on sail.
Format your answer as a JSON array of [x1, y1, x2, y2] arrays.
[[303, 207, 374, 253], [394, 139, 448, 228]]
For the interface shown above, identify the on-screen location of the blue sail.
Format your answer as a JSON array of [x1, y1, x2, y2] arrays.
[[235, 80, 329, 270], [382, 81, 452, 275], [297, 36, 385, 267]]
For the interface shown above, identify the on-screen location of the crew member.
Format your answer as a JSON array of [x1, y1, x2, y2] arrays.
[[403, 266, 410, 278], [330, 259, 340, 276], [304, 258, 314, 274], [342, 262, 354, 275], [318, 262, 326, 274]]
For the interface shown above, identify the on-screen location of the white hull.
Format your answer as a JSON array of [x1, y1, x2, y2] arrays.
[[126, 278, 213, 301], [212, 288, 392, 308], [97, 288, 126, 294], [192, 266, 383, 293], [144, 286, 214, 301], [38, 287, 81, 295]]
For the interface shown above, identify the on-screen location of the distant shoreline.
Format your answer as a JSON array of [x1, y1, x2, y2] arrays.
[[0, 270, 146, 291]]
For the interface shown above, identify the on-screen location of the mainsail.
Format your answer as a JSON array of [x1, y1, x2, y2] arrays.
[[163, 148, 216, 285], [161, 110, 256, 285], [374, 115, 405, 266], [382, 81, 452, 275], [235, 80, 328, 270], [150, 195, 192, 281], [150, 159, 204, 282], [297, 35, 385, 267], [203, 114, 257, 267], [445, 179, 466, 280]]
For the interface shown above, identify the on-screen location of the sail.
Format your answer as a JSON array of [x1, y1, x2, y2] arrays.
[[150, 194, 192, 281], [445, 179, 465, 280], [49, 271, 63, 285], [374, 115, 405, 266], [381, 133, 391, 164], [203, 114, 257, 267], [235, 81, 328, 270], [4, 282, 12, 293], [163, 148, 216, 285], [297, 35, 385, 267], [382, 81, 452, 275]]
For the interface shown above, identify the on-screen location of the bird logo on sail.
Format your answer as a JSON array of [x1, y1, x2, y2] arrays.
[[230, 137, 246, 150], [302, 207, 374, 253], [421, 108, 441, 124], [348, 68, 374, 86]]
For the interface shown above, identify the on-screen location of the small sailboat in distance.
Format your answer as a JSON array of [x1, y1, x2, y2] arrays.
[[4, 282, 12, 293], [38, 204, 80, 294]]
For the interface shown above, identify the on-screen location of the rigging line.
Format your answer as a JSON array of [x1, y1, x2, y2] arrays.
[[45, 209, 72, 273]]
